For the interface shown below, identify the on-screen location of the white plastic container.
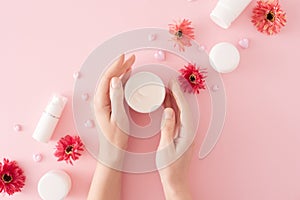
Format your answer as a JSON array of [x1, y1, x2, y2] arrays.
[[210, 0, 252, 29], [32, 94, 67, 142], [209, 42, 240, 73], [124, 72, 165, 113], [38, 170, 72, 200]]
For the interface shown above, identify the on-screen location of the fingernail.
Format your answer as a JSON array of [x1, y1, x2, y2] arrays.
[[163, 108, 173, 120], [111, 77, 121, 88]]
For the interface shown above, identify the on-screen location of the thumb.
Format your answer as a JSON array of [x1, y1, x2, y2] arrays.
[[109, 77, 129, 133], [158, 108, 176, 150]]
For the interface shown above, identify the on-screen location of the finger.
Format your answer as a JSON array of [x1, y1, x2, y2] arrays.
[[103, 54, 126, 79], [94, 54, 125, 118], [170, 79, 192, 124], [163, 88, 172, 108], [120, 55, 135, 85], [109, 77, 129, 133], [156, 108, 176, 169], [121, 54, 135, 72], [120, 67, 132, 85], [170, 79, 195, 149], [159, 108, 176, 150], [163, 89, 180, 136], [99, 54, 135, 104], [170, 79, 188, 112], [94, 55, 135, 120]]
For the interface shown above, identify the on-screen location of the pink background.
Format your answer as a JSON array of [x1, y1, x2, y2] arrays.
[[1, 0, 300, 199]]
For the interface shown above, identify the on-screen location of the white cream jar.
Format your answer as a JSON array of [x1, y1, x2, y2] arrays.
[[124, 72, 165, 113]]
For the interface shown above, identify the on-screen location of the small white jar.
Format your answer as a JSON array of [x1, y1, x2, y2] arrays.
[[209, 42, 240, 73], [124, 72, 165, 113], [38, 170, 72, 200]]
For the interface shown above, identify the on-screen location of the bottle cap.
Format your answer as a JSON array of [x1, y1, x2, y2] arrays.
[[45, 94, 68, 118]]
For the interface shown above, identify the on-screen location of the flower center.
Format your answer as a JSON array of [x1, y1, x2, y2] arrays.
[[189, 74, 197, 84], [266, 11, 275, 22], [2, 174, 13, 183], [175, 30, 183, 38], [65, 145, 74, 154]]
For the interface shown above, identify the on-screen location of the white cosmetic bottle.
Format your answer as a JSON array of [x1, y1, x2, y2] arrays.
[[32, 94, 67, 143], [210, 0, 252, 29]]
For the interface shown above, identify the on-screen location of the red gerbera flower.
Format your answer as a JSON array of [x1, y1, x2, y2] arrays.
[[54, 135, 84, 165], [178, 63, 206, 94], [0, 158, 26, 196], [169, 19, 195, 51], [251, 0, 287, 35]]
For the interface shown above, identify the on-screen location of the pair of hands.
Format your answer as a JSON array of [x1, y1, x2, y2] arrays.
[[94, 54, 194, 199]]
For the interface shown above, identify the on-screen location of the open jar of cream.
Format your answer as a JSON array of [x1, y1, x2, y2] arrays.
[[124, 72, 165, 113]]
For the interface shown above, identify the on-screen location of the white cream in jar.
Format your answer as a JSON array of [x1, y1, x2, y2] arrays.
[[124, 72, 165, 113]]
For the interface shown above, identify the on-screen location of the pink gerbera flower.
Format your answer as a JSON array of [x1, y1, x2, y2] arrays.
[[178, 63, 206, 94], [54, 135, 84, 165], [169, 19, 195, 51], [252, 0, 287, 35], [0, 158, 26, 196]]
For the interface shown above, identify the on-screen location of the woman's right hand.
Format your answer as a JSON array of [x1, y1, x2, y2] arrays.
[[156, 79, 195, 200]]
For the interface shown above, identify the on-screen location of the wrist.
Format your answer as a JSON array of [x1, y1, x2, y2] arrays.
[[161, 178, 192, 200], [98, 136, 126, 170]]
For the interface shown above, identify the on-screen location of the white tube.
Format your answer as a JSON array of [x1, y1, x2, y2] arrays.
[[32, 94, 67, 143], [210, 0, 252, 29]]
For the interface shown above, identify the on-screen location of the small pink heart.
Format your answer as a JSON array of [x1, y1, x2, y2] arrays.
[[13, 124, 22, 132], [238, 38, 249, 49], [199, 45, 206, 51], [212, 85, 219, 92], [154, 50, 166, 61], [148, 34, 156, 41], [84, 120, 94, 128], [33, 153, 42, 162], [73, 71, 80, 79], [81, 93, 89, 101]]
